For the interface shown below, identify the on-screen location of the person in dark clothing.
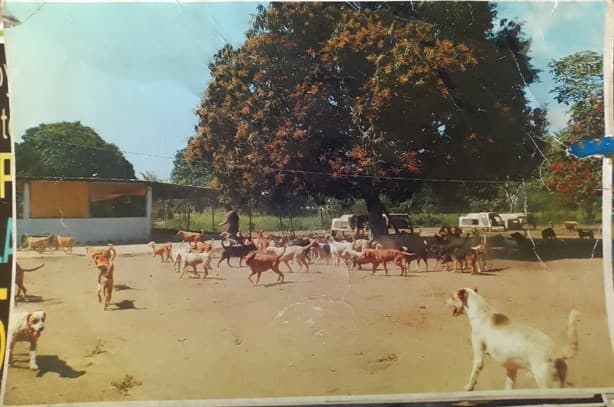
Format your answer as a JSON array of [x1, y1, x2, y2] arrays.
[[219, 205, 240, 241]]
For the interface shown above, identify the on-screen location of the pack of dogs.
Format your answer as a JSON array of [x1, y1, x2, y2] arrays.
[[22, 234, 76, 253], [10, 226, 582, 390]]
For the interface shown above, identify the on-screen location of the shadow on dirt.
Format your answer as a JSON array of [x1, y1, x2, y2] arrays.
[[35, 355, 86, 378]]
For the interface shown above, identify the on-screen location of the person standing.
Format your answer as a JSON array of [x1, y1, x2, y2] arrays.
[[219, 204, 240, 241]]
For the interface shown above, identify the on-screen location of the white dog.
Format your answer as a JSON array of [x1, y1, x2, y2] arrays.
[[178, 252, 212, 279], [447, 288, 579, 390], [9, 310, 46, 370]]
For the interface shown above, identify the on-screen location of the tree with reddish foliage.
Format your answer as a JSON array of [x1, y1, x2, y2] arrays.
[[546, 51, 603, 222], [185, 3, 545, 237]]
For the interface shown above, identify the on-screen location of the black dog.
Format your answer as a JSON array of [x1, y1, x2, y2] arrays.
[[541, 227, 557, 240], [217, 240, 257, 268], [578, 229, 594, 240]]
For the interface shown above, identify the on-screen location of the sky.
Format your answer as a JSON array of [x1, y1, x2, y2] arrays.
[[4, 1, 608, 181]]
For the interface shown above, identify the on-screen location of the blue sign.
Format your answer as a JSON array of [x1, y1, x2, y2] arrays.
[[568, 136, 614, 158]]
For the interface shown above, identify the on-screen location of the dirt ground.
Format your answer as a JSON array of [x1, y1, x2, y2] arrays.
[[4, 243, 614, 405]]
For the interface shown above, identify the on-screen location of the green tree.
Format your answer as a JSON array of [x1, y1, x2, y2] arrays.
[[187, 2, 545, 237], [545, 51, 603, 222], [170, 147, 210, 186], [16, 121, 135, 179]]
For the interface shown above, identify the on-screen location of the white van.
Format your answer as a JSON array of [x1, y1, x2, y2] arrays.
[[458, 212, 506, 232]]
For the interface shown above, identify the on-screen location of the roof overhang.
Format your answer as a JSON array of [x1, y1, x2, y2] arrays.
[[16, 176, 218, 200]]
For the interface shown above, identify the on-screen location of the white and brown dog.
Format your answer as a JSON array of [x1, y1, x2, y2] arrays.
[[447, 288, 579, 390], [9, 310, 46, 370]]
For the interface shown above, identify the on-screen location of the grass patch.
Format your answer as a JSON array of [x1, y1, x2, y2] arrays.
[[85, 339, 106, 357], [111, 374, 142, 396]]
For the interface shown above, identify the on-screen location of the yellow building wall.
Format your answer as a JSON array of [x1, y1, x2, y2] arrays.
[[29, 181, 90, 218]]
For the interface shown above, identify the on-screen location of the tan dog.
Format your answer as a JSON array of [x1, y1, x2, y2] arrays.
[[470, 242, 487, 274], [245, 247, 286, 285], [53, 235, 75, 253], [9, 310, 46, 370], [15, 263, 45, 302], [447, 288, 579, 390], [255, 231, 271, 252], [191, 240, 213, 253], [147, 241, 173, 262], [23, 235, 53, 253], [94, 254, 115, 310]]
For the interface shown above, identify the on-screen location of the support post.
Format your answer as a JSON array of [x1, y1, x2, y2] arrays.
[[602, 0, 614, 353]]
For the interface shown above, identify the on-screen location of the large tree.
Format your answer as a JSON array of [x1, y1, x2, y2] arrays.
[[186, 2, 545, 237], [170, 147, 211, 186], [545, 51, 603, 222], [16, 121, 135, 179]]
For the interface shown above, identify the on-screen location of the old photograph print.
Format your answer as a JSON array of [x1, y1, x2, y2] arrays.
[[3, 1, 614, 404]]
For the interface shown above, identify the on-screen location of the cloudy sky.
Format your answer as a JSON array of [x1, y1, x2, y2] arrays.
[[4, 1, 608, 180]]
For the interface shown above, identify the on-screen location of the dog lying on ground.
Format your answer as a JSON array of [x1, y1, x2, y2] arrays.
[[23, 235, 53, 253], [217, 239, 257, 268], [52, 235, 75, 253], [9, 310, 46, 370], [147, 241, 173, 263], [447, 288, 579, 390], [245, 247, 286, 285], [94, 254, 115, 311], [15, 263, 45, 302], [178, 252, 212, 279]]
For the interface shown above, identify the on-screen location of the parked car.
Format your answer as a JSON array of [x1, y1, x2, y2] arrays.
[[330, 212, 414, 237], [499, 212, 536, 230], [458, 212, 506, 232]]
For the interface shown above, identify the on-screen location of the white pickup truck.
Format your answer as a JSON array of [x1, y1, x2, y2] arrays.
[[458, 212, 506, 232]]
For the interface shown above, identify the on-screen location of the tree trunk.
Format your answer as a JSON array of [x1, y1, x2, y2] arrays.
[[365, 192, 387, 239]]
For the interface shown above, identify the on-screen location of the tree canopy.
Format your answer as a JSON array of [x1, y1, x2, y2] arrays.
[[170, 147, 211, 186], [545, 51, 603, 221], [16, 121, 136, 179], [185, 2, 546, 235]]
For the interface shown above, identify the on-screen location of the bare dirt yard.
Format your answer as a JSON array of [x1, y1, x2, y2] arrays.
[[4, 243, 614, 405]]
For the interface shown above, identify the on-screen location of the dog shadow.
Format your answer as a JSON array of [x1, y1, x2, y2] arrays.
[[114, 284, 134, 291], [15, 296, 61, 305], [111, 300, 146, 311], [34, 355, 86, 378], [260, 281, 295, 288]]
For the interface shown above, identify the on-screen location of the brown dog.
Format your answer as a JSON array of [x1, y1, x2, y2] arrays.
[[147, 241, 173, 262], [15, 263, 45, 301], [176, 230, 205, 244], [86, 244, 116, 266], [245, 248, 286, 285], [53, 235, 75, 253], [94, 254, 115, 310], [362, 248, 416, 276]]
